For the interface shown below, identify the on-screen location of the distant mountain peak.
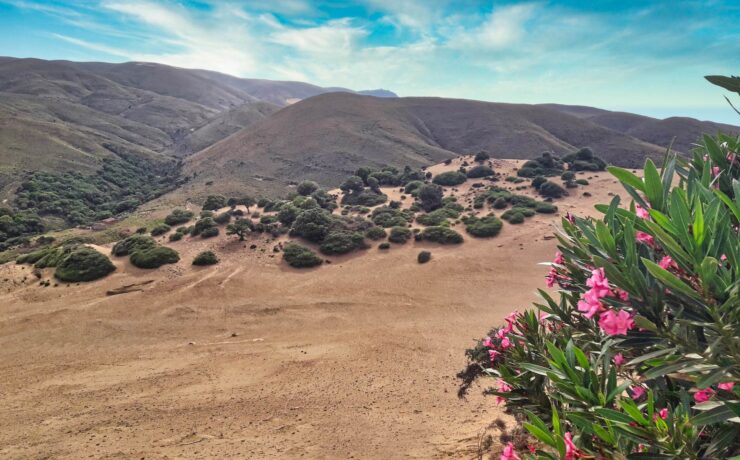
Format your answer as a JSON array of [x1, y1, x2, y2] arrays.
[[358, 89, 398, 98]]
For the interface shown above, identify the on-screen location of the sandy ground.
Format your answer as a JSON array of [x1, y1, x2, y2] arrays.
[[0, 159, 626, 459]]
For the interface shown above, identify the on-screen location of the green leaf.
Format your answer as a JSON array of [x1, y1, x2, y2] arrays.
[[693, 197, 705, 246], [608, 166, 646, 193], [524, 423, 556, 448], [595, 408, 634, 424], [643, 159, 664, 211], [642, 258, 703, 302], [692, 403, 738, 425]]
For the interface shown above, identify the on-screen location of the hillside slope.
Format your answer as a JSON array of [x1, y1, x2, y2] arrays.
[[183, 93, 667, 198], [541, 103, 739, 153]]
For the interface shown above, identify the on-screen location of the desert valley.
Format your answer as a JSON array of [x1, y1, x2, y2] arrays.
[[0, 8, 739, 458]]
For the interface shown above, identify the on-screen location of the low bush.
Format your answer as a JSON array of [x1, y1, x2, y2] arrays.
[[531, 175, 547, 189], [421, 226, 463, 244], [191, 217, 217, 236], [404, 180, 424, 195], [283, 243, 323, 268], [378, 242, 390, 250], [538, 181, 567, 198], [150, 224, 170, 236], [372, 207, 413, 228], [432, 171, 467, 186], [340, 189, 387, 207], [474, 151, 490, 162], [562, 147, 607, 171], [168, 232, 183, 242], [54, 247, 115, 282], [291, 208, 334, 242], [200, 227, 219, 238], [535, 202, 559, 213], [418, 184, 444, 212], [112, 235, 157, 256], [561, 170, 575, 181], [214, 212, 232, 225], [319, 231, 365, 255], [416, 208, 457, 226], [164, 209, 194, 226], [192, 250, 219, 266], [492, 197, 508, 209], [576, 178, 589, 185], [417, 250, 431, 264], [388, 226, 412, 244], [365, 226, 387, 240], [129, 246, 180, 269], [202, 195, 227, 211], [466, 165, 494, 178], [464, 215, 503, 237]]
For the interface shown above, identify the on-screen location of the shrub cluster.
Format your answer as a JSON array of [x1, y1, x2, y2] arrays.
[[130, 246, 180, 268], [466, 165, 494, 178], [164, 209, 194, 226], [516, 152, 564, 178], [420, 226, 463, 244], [54, 247, 116, 282], [111, 235, 157, 256], [192, 250, 219, 266], [562, 147, 607, 171], [365, 226, 387, 240], [150, 224, 171, 236], [283, 243, 323, 268], [538, 180, 567, 198], [319, 231, 366, 255], [432, 171, 467, 186], [388, 226, 412, 244], [463, 215, 503, 237]]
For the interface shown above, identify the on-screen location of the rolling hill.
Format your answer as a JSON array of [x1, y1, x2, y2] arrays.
[[182, 93, 690, 199]]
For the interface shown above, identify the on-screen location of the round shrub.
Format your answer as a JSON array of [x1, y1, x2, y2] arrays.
[[535, 202, 559, 214], [365, 226, 387, 240], [296, 180, 319, 196], [278, 204, 299, 226], [283, 243, 323, 268], [169, 232, 183, 242], [150, 224, 171, 236], [192, 217, 216, 236], [575, 178, 589, 185], [130, 246, 180, 269], [492, 197, 508, 209], [531, 175, 547, 189], [388, 226, 412, 244], [404, 180, 424, 195], [538, 181, 567, 198], [421, 226, 464, 244], [192, 250, 218, 266], [466, 165, 494, 178], [200, 226, 219, 238], [202, 195, 227, 211], [561, 171, 576, 181], [464, 216, 503, 237], [319, 231, 365, 255], [54, 247, 115, 282], [507, 212, 525, 224], [291, 208, 333, 243], [164, 209, 194, 226], [111, 235, 157, 256], [378, 242, 390, 250], [432, 171, 467, 186], [214, 212, 231, 225], [417, 251, 431, 264], [418, 183, 444, 212], [474, 151, 490, 162]]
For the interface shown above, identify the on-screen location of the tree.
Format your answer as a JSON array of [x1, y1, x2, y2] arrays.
[[418, 184, 444, 212], [296, 181, 319, 196], [291, 208, 333, 242], [277, 204, 299, 226], [226, 218, 254, 241], [340, 176, 365, 194], [366, 176, 380, 192], [237, 196, 256, 213]]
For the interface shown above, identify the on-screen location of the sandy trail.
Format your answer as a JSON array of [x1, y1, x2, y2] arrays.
[[0, 159, 623, 458]]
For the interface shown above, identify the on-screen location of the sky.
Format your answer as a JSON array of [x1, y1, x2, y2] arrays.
[[1, 0, 739, 123]]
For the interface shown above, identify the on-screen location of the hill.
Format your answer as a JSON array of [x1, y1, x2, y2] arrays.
[[541, 103, 739, 153], [182, 93, 669, 199]]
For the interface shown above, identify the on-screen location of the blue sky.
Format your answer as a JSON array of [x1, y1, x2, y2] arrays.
[[1, 0, 739, 123]]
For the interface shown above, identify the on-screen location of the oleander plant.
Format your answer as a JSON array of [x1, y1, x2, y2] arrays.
[[459, 133, 739, 459]]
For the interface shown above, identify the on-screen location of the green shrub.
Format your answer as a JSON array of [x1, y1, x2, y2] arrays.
[[371, 206, 412, 228], [259, 214, 278, 224], [226, 218, 254, 241], [296, 180, 319, 196], [576, 178, 589, 185], [421, 226, 463, 244], [561, 147, 607, 171], [54, 247, 115, 282], [506, 212, 524, 224], [130, 246, 180, 269], [464, 215, 503, 237], [432, 171, 467, 186], [418, 184, 444, 212], [202, 195, 227, 211], [150, 224, 171, 236], [214, 212, 232, 225], [277, 204, 299, 226], [561, 170, 576, 181], [516, 152, 564, 177], [388, 226, 412, 244], [538, 181, 567, 198], [365, 226, 387, 240], [319, 231, 365, 255], [416, 208, 454, 226], [474, 151, 490, 162], [291, 208, 333, 242], [417, 251, 431, 263], [404, 180, 424, 195], [283, 243, 323, 268], [531, 175, 547, 189], [492, 197, 508, 209], [191, 217, 216, 236], [192, 251, 218, 266], [466, 165, 494, 178], [164, 209, 194, 226], [340, 190, 387, 206], [535, 202, 558, 214], [200, 226, 219, 238], [378, 242, 390, 250], [169, 232, 183, 242], [112, 235, 157, 256]]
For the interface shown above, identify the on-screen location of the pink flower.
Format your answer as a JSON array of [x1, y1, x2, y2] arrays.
[[657, 408, 669, 420], [528, 444, 536, 454], [500, 442, 520, 460], [635, 203, 650, 219], [553, 251, 565, 265], [721, 254, 728, 262], [564, 432, 579, 460], [616, 289, 630, 301], [659, 255, 676, 270], [636, 231, 654, 245], [577, 298, 603, 319], [586, 268, 611, 297], [718, 382, 735, 392], [694, 388, 715, 403], [501, 336, 513, 349], [489, 349, 500, 363], [613, 353, 625, 366], [565, 212, 576, 224], [538, 311, 549, 322], [545, 268, 559, 288], [483, 336, 493, 348], [630, 386, 645, 400], [496, 381, 513, 405], [598, 309, 634, 336], [712, 166, 720, 178]]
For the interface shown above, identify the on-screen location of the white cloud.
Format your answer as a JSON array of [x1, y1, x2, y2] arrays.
[[269, 18, 367, 57]]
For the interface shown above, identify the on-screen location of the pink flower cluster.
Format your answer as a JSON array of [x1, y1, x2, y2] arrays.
[[546, 252, 567, 288], [496, 380, 513, 405], [500, 442, 520, 460], [577, 268, 634, 335], [635, 203, 650, 219], [483, 311, 520, 364], [564, 432, 580, 459]]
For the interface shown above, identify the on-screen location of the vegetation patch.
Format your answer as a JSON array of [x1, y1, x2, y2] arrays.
[[388, 226, 412, 244], [164, 209, 194, 226], [432, 171, 467, 186], [192, 250, 219, 266], [283, 242, 323, 268], [561, 147, 607, 171], [417, 250, 432, 264], [463, 215, 503, 237], [111, 235, 157, 257], [150, 224, 171, 236], [319, 231, 365, 255], [516, 152, 564, 178], [420, 226, 463, 244], [466, 165, 494, 178], [54, 247, 115, 282], [365, 226, 387, 240], [130, 246, 180, 269]]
